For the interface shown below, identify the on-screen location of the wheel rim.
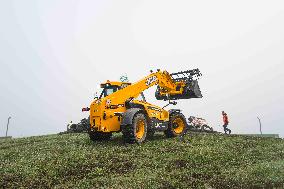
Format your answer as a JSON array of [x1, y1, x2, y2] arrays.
[[172, 117, 185, 134], [136, 119, 145, 139]]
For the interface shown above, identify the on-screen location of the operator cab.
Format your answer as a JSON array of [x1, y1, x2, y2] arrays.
[[99, 85, 119, 99], [98, 80, 146, 101]]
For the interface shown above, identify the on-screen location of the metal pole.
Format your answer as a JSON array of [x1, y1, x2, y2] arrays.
[[257, 117, 262, 135], [6, 117, 11, 137]]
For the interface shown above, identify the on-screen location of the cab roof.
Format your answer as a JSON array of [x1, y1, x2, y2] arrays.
[[100, 80, 131, 88]]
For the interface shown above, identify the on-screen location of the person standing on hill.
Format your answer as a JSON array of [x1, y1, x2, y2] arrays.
[[222, 111, 231, 134]]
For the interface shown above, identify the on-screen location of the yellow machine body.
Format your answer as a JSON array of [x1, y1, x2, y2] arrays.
[[89, 70, 202, 133]]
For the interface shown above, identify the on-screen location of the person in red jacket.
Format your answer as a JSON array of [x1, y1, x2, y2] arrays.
[[222, 111, 231, 134]]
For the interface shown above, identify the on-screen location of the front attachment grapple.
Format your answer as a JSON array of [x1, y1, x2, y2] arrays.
[[155, 69, 203, 100]]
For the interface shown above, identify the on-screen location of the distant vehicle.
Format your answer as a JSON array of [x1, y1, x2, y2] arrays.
[[188, 116, 214, 132], [59, 117, 90, 135], [68, 117, 90, 133]]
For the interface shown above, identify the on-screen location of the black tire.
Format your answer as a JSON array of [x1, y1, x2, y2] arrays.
[[122, 113, 147, 144], [202, 125, 213, 132], [164, 113, 187, 138], [89, 131, 112, 141], [146, 128, 155, 140], [205, 125, 213, 132]]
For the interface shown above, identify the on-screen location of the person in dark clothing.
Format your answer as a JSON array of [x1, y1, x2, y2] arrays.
[[222, 111, 231, 134]]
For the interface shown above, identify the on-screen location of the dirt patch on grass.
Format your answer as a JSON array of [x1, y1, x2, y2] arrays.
[[0, 173, 23, 188], [174, 159, 188, 168], [59, 162, 103, 179], [159, 180, 175, 189], [107, 157, 135, 174]]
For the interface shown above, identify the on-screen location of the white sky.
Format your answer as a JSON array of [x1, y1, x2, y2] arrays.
[[0, 0, 284, 138]]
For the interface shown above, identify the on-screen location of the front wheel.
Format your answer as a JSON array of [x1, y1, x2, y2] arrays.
[[122, 113, 147, 144], [164, 113, 187, 137]]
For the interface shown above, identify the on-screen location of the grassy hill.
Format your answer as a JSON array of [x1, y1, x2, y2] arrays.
[[0, 132, 284, 189]]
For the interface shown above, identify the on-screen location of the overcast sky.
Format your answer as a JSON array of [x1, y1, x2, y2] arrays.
[[0, 0, 284, 138]]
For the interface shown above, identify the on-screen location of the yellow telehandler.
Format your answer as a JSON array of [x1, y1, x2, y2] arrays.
[[82, 69, 202, 143]]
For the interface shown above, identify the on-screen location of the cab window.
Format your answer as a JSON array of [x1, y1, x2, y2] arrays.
[[99, 86, 119, 98]]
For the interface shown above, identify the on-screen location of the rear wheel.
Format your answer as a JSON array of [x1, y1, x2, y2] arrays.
[[165, 113, 187, 137], [89, 131, 112, 141], [122, 113, 147, 143]]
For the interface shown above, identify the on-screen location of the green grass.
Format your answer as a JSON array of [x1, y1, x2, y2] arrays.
[[0, 132, 284, 189]]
